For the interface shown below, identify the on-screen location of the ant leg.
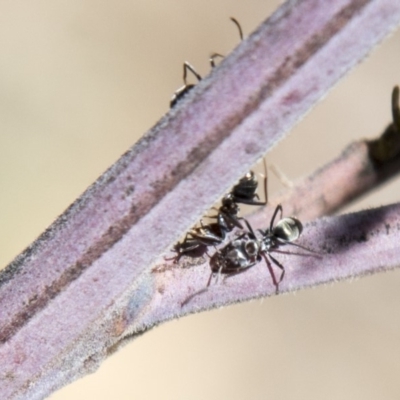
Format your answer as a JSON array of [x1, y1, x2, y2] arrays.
[[235, 197, 266, 206], [230, 17, 243, 41], [204, 243, 217, 260], [206, 271, 215, 287], [183, 61, 202, 85], [170, 62, 201, 108], [164, 233, 189, 263], [242, 218, 257, 238], [261, 253, 280, 294], [163, 253, 181, 263], [268, 253, 285, 284], [199, 219, 207, 229], [164, 229, 203, 263], [276, 239, 323, 255], [214, 265, 225, 285], [269, 163, 293, 189], [209, 18, 243, 69], [221, 265, 255, 284], [392, 86, 400, 129], [251, 158, 269, 205], [263, 157, 268, 204], [181, 252, 217, 307], [209, 53, 224, 68], [181, 286, 209, 307], [220, 210, 244, 229], [206, 207, 220, 222], [270, 204, 283, 231]]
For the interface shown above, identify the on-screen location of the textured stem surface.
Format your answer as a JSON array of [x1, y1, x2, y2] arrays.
[[1, 0, 400, 399]]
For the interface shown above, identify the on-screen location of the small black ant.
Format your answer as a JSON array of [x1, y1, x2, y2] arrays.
[[208, 205, 305, 293], [170, 17, 243, 108]]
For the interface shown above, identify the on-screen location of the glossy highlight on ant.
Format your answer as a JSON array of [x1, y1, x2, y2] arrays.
[[170, 17, 243, 108]]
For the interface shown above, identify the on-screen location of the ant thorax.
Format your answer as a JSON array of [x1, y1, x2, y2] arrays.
[[210, 232, 262, 274]]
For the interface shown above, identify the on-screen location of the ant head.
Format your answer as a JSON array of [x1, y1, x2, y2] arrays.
[[273, 217, 303, 242]]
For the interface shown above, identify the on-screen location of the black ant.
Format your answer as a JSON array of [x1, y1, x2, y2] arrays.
[[170, 17, 243, 108], [208, 205, 304, 292]]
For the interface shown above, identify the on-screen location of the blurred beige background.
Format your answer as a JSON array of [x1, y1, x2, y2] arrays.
[[1, 1, 400, 399]]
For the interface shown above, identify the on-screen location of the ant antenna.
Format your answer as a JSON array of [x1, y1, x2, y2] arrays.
[[183, 61, 201, 85]]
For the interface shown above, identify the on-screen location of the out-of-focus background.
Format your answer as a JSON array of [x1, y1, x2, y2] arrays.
[[1, 1, 400, 399]]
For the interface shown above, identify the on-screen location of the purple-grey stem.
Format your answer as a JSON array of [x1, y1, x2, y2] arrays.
[[267, 137, 400, 222], [1, 0, 400, 399], [149, 203, 400, 320]]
